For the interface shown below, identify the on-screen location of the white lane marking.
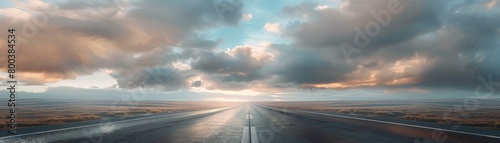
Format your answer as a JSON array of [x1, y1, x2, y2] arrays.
[[290, 109, 500, 139], [250, 126, 259, 143], [246, 114, 253, 119], [241, 127, 250, 143], [0, 106, 236, 139]]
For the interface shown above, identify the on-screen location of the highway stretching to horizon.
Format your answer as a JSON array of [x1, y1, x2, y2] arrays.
[[1, 103, 499, 143]]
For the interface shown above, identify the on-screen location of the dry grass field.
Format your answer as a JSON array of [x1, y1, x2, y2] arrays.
[[0, 99, 239, 130], [258, 99, 500, 130]]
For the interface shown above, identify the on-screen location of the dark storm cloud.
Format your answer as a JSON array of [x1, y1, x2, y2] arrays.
[[274, 0, 500, 90], [179, 35, 221, 50], [191, 46, 270, 82], [191, 80, 203, 87], [419, 0, 500, 87], [284, 0, 443, 50], [112, 67, 196, 90], [267, 45, 354, 84]]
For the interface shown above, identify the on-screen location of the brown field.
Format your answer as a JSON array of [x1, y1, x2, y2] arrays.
[[0, 99, 239, 130], [257, 99, 500, 130]]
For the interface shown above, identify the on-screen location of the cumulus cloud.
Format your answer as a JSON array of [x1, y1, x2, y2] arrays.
[[191, 46, 274, 85], [0, 0, 246, 86], [111, 67, 196, 90], [276, 0, 500, 91], [1, 0, 499, 95], [315, 5, 330, 11], [264, 23, 281, 33], [243, 13, 253, 21]]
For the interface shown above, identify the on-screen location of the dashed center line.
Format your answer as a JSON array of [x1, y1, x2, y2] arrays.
[[242, 106, 259, 143], [241, 127, 250, 143], [250, 127, 259, 143], [246, 114, 253, 119]]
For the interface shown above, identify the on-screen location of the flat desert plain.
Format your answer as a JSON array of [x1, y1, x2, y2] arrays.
[[258, 99, 500, 130], [0, 99, 239, 130]]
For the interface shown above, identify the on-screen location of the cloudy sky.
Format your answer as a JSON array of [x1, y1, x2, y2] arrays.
[[0, 0, 499, 101]]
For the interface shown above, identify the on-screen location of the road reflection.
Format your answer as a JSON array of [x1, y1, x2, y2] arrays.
[[158, 105, 246, 143]]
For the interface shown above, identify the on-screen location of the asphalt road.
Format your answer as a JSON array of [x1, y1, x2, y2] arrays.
[[1, 104, 499, 143]]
